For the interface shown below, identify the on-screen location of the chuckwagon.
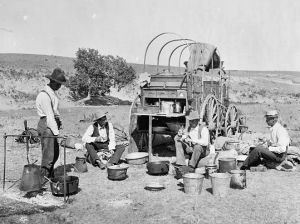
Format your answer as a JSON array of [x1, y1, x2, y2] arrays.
[[128, 33, 245, 159]]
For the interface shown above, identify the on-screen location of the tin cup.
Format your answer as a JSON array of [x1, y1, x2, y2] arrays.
[[205, 164, 218, 179]]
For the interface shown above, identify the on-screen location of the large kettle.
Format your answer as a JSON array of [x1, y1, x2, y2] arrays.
[[19, 164, 42, 192]]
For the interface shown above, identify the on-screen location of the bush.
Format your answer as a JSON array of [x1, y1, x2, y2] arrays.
[[69, 48, 136, 100]]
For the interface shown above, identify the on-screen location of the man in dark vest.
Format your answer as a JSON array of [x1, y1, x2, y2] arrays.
[[82, 112, 125, 169], [174, 110, 210, 170], [36, 68, 67, 179]]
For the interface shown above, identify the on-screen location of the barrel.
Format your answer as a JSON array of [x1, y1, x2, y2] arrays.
[[218, 158, 236, 173]]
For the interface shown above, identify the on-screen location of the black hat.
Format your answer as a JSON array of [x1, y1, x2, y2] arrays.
[[45, 68, 67, 84]]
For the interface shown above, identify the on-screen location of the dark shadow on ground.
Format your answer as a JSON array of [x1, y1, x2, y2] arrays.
[[206, 187, 213, 194], [152, 143, 176, 157], [84, 96, 131, 106]]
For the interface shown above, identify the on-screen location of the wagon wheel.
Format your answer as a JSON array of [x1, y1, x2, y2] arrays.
[[217, 104, 226, 137], [224, 105, 239, 137], [199, 94, 219, 132]]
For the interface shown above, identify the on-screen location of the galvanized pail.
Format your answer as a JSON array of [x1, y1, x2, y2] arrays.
[[183, 173, 204, 195], [210, 173, 231, 197]]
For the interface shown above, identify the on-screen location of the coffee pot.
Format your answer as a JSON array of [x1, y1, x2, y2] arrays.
[[172, 102, 182, 113]]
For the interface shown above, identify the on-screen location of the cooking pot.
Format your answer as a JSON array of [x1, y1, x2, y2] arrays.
[[146, 161, 170, 175], [50, 175, 79, 196], [19, 164, 42, 192], [218, 158, 237, 173], [74, 157, 88, 173], [107, 164, 129, 180]]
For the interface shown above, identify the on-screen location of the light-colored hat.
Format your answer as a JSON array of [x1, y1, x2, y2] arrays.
[[265, 110, 279, 117], [186, 110, 200, 120], [93, 111, 108, 122], [45, 68, 67, 84]]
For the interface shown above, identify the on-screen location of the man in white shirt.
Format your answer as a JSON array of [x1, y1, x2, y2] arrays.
[[82, 112, 125, 169], [36, 68, 66, 179], [174, 110, 210, 170], [241, 110, 290, 169]]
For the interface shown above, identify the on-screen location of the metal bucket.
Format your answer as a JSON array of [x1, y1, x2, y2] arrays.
[[74, 157, 88, 173], [210, 173, 231, 197], [183, 173, 204, 195], [19, 164, 42, 192], [230, 170, 246, 189], [219, 158, 237, 173]]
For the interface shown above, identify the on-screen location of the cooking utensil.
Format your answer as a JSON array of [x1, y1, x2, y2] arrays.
[[172, 101, 182, 113], [125, 152, 148, 165], [218, 158, 237, 173], [107, 164, 129, 181], [19, 164, 42, 192], [144, 182, 165, 191], [74, 157, 88, 173], [50, 175, 79, 196], [146, 161, 169, 175]]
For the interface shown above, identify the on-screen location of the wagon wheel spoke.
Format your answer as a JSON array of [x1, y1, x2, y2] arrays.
[[225, 105, 239, 137]]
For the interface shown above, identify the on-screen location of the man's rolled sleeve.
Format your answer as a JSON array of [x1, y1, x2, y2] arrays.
[[108, 123, 116, 150], [82, 125, 97, 143]]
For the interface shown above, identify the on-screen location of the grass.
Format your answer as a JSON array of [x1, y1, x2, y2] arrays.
[[0, 104, 300, 223]]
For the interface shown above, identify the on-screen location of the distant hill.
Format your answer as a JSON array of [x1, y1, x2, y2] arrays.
[[0, 53, 300, 110], [0, 53, 183, 75]]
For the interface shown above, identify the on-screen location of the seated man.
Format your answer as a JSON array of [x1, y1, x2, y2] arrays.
[[82, 112, 125, 169], [174, 110, 210, 170], [241, 110, 290, 169]]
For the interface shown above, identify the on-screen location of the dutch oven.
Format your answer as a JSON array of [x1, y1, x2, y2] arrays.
[[146, 161, 170, 175], [107, 164, 129, 181], [50, 175, 79, 196]]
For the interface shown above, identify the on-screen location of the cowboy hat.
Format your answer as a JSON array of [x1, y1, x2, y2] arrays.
[[265, 110, 278, 117], [186, 110, 200, 120], [93, 111, 108, 122], [45, 68, 67, 84]]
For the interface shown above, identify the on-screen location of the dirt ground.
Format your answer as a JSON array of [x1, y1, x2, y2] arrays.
[[0, 104, 300, 224]]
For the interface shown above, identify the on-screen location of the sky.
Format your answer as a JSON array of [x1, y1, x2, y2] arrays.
[[0, 0, 300, 71]]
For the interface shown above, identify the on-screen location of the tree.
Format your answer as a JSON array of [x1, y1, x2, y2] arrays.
[[108, 56, 136, 91], [68, 48, 136, 101]]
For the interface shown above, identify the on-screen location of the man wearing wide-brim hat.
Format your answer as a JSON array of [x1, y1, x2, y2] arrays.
[[82, 112, 125, 169], [36, 68, 67, 180], [174, 110, 210, 170], [241, 110, 290, 169]]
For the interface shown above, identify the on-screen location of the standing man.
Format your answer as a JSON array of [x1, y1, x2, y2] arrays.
[[241, 110, 290, 169], [174, 110, 210, 170], [36, 68, 67, 179], [82, 112, 125, 169]]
